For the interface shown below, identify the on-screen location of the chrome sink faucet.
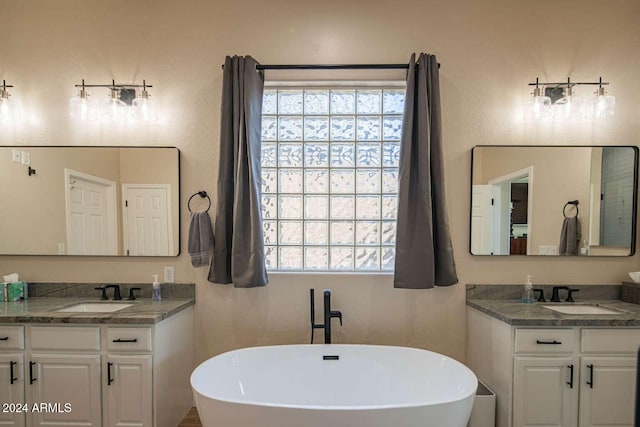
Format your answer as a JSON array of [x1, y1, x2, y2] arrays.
[[310, 289, 342, 344]]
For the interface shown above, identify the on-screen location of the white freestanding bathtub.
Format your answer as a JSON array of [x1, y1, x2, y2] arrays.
[[191, 344, 477, 427]]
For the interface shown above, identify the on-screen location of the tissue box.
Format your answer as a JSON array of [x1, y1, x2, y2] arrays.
[[0, 281, 28, 302]]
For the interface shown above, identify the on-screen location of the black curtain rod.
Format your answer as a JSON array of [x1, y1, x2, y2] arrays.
[[221, 63, 440, 70]]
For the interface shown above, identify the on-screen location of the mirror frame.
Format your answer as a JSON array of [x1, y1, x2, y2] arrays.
[[0, 145, 181, 257], [469, 145, 638, 257]]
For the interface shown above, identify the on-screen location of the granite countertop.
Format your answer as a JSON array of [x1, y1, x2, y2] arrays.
[[466, 284, 640, 327], [0, 297, 194, 324]]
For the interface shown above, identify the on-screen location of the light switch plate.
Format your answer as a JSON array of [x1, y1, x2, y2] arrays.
[[164, 266, 175, 283], [12, 150, 21, 163], [21, 151, 30, 166]]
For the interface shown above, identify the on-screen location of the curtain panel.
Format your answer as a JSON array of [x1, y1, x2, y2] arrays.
[[209, 55, 268, 287], [394, 53, 458, 289]]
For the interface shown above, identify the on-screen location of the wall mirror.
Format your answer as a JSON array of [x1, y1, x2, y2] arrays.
[[470, 145, 637, 256], [0, 146, 180, 256]]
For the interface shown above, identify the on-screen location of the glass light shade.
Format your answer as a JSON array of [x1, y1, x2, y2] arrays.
[[553, 87, 583, 121], [0, 88, 21, 123], [524, 93, 552, 121], [132, 90, 158, 122], [69, 89, 97, 121], [0, 96, 16, 122], [100, 89, 127, 122], [590, 88, 615, 119]]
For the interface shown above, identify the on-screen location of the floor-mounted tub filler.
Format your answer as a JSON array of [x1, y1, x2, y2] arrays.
[[191, 344, 477, 427]]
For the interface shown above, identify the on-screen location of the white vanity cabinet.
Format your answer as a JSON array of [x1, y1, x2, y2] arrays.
[[577, 329, 640, 427], [0, 305, 193, 427], [27, 326, 102, 427], [467, 307, 640, 427], [0, 325, 25, 427], [103, 328, 153, 427]]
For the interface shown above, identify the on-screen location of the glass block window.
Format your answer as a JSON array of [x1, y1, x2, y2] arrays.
[[261, 87, 405, 272]]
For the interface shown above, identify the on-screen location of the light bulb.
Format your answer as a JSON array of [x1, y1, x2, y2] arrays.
[[132, 88, 158, 122], [69, 88, 97, 121], [100, 88, 127, 122], [0, 86, 17, 123], [524, 86, 551, 121], [590, 86, 615, 119]]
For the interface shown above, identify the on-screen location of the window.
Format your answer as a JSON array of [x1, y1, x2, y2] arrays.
[[261, 86, 405, 272]]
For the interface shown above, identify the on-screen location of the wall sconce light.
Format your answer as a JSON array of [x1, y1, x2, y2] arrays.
[[525, 77, 614, 122], [69, 79, 98, 121], [590, 77, 615, 119], [524, 78, 552, 121], [0, 80, 19, 123], [131, 80, 158, 122], [70, 79, 156, 122]]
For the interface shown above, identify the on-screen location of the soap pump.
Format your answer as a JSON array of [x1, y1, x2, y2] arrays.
[[522, 275, 535, 304], [152, 274, 161, 301]]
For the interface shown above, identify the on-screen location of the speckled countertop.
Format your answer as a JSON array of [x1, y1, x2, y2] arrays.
[[0, 282, 195, 324], [0, 298, 194, 324], [466, 284, 640, 327]]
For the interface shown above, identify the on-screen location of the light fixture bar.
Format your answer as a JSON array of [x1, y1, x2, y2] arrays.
[[1, 80, 14, 89], [528, 79, 609, 87], [74, 80, 153, 89]]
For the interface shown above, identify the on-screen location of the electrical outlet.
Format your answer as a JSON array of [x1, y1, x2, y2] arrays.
[[21, 151, 30, 166], [57, 243, 65, 255], [164, 266, 175, 283], [12, 150, 21, 163]]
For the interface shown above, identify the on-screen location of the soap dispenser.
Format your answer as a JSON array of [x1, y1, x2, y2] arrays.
[[152, 274, 161, 301], [522, 275, 535, 304]]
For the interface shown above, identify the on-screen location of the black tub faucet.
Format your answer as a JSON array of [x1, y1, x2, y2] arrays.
[[310, 289, 342, 344]]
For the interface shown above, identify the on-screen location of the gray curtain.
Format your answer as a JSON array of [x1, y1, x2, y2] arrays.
[[209, 55, 268, 287], [393, 53, 458, 289]]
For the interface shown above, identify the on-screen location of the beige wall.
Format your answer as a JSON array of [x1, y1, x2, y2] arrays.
[[475, 147, 592, 253], [0, 0, 639, 365]]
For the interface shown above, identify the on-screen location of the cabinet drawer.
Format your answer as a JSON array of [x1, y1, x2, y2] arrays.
[[0, 325, 24, 350], [514, 329, 576, 353], [581, 329, 640, 353], [30, 326, 100, 351], [107, 327, 152, 352]]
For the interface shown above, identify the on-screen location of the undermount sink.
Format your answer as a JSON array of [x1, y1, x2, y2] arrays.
[[542, 305, 623, 315], [55, 303, 133, 313]]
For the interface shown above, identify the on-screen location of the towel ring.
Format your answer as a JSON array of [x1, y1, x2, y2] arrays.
[[188, 191, 211, 213], [563, 200, 579, 218]]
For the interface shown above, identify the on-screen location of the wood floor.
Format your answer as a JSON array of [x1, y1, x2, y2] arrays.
[[178, 407, 202, 427]]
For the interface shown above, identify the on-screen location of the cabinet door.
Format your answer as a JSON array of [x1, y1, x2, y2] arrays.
[[579, 357, 636, 427], [0, 353, 25, 427], [26, 353, 101, 427], [513, 357, 578, 427], [103, 354, 152, 427]]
